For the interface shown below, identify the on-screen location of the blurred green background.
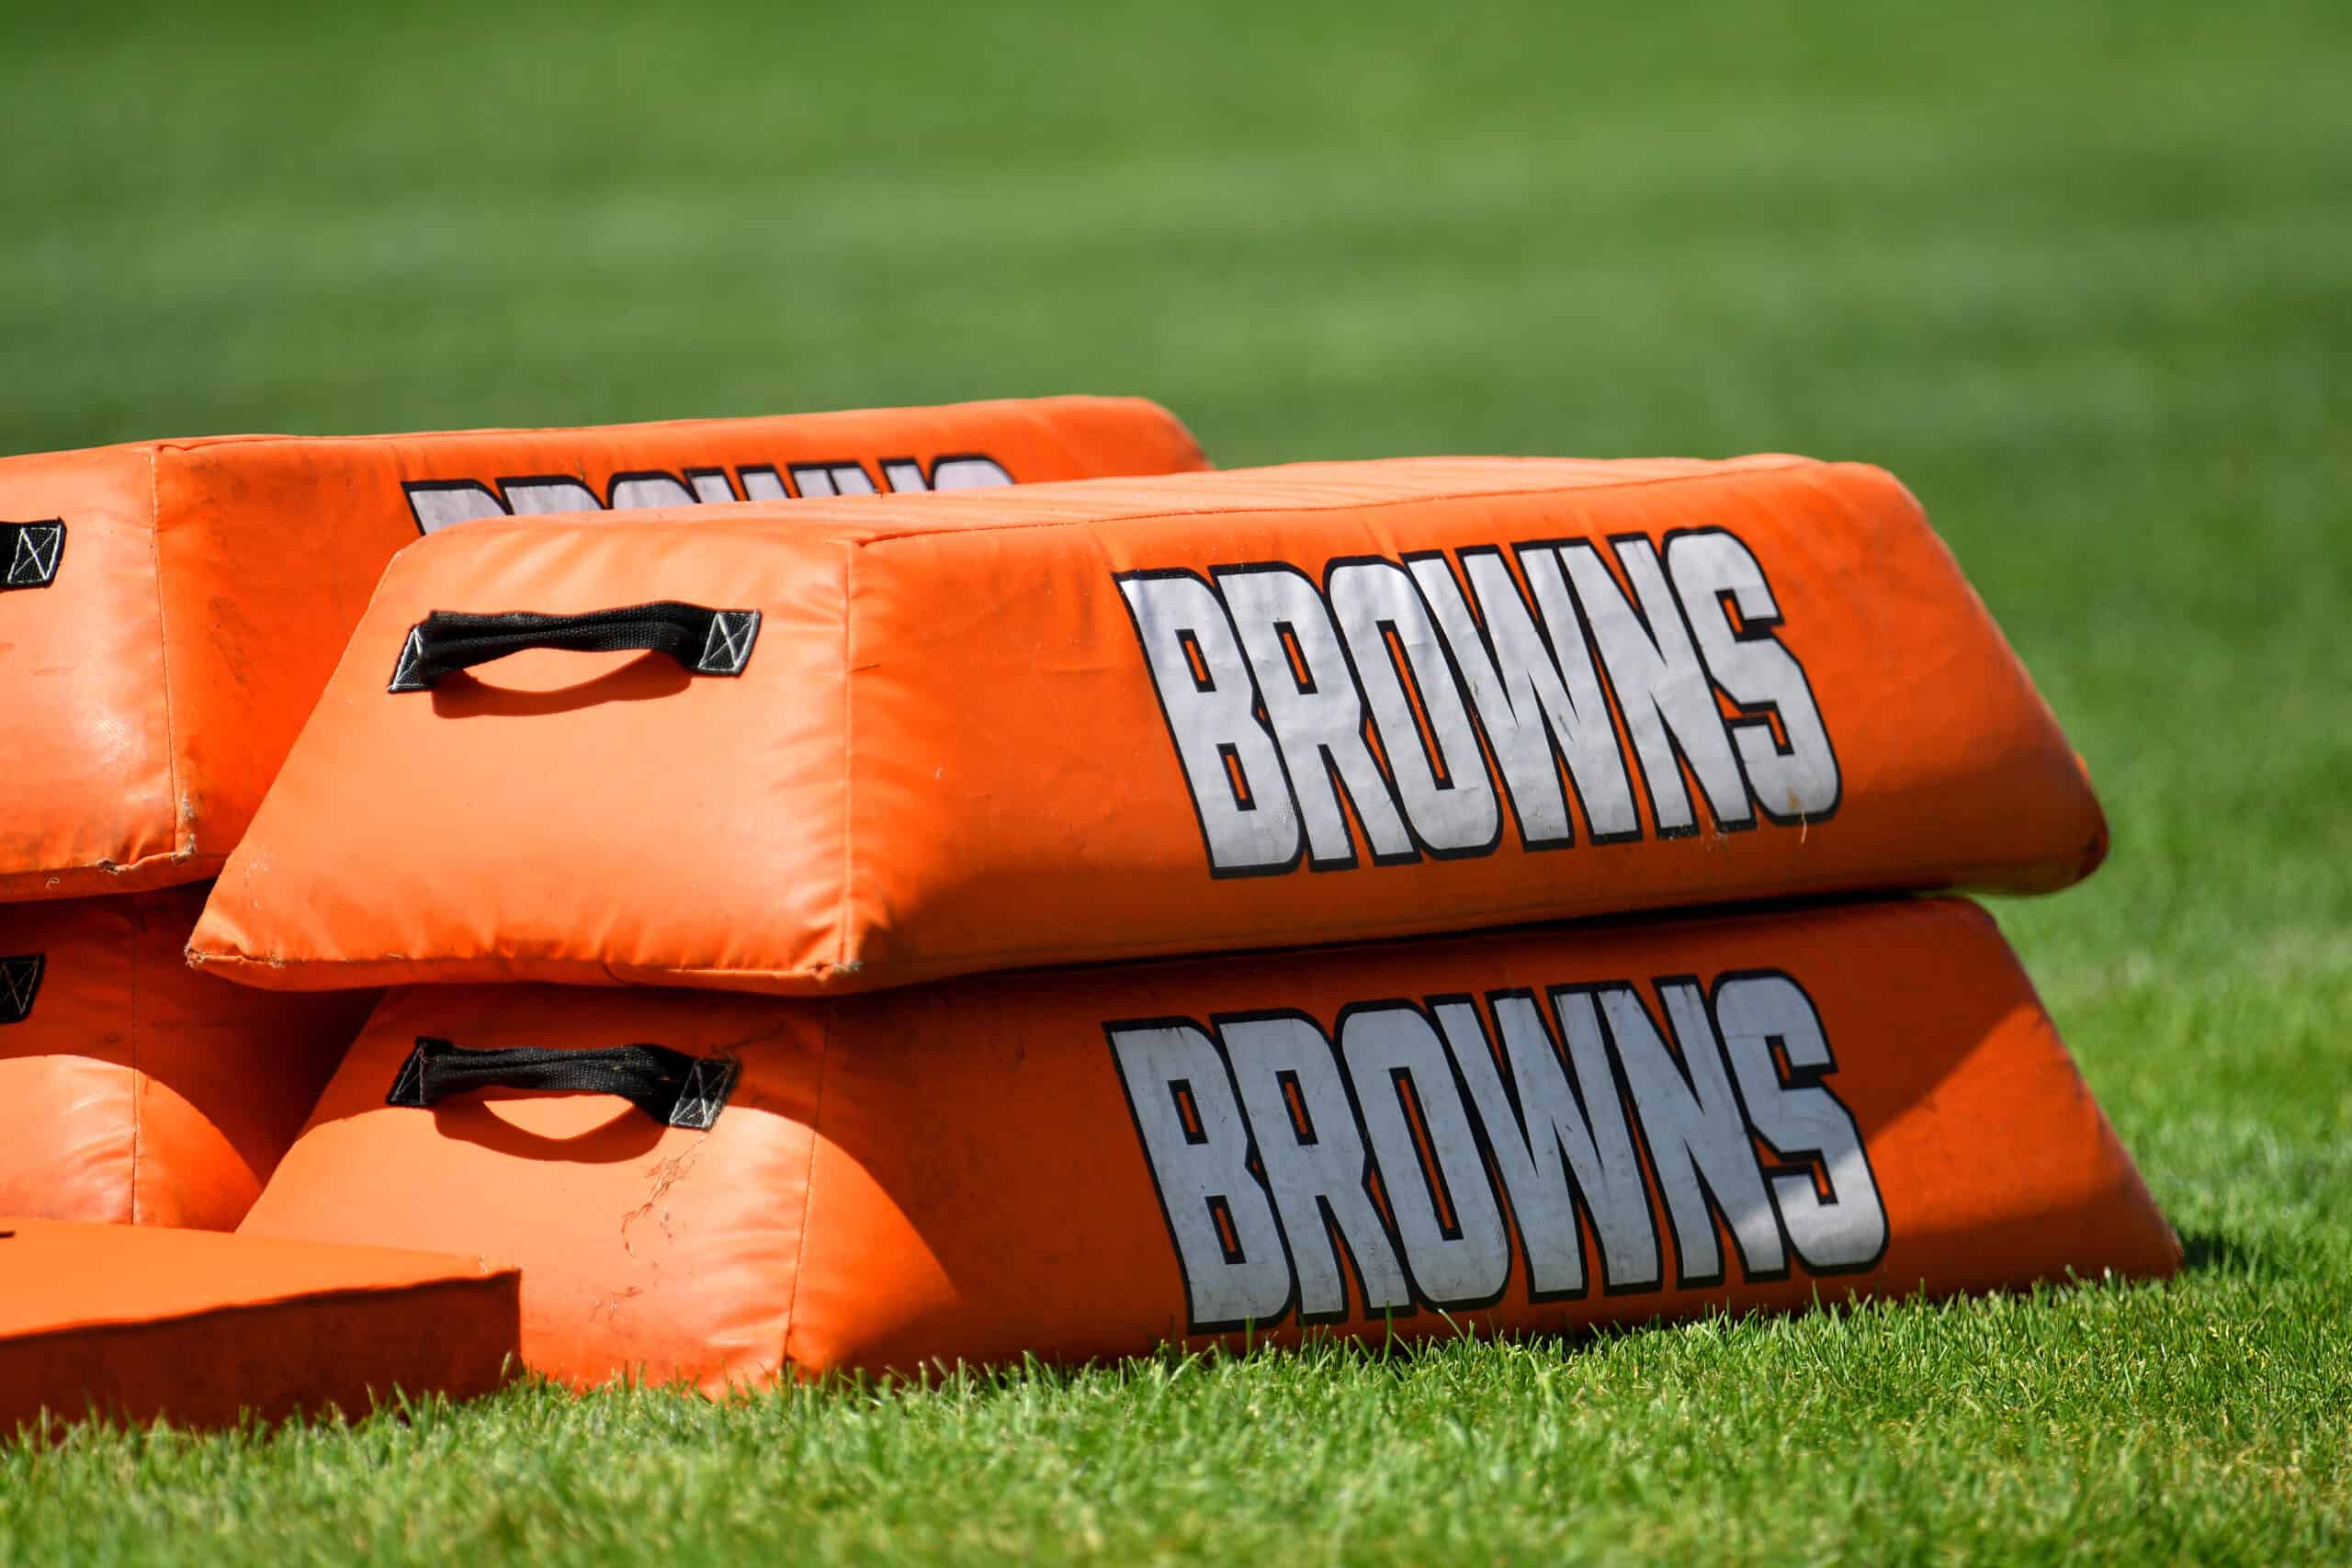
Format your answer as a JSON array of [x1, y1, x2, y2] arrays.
[[4, 1, 2347, 1560]]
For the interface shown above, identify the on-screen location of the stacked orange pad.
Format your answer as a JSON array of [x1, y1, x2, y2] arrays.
[[201, 454, 2174, 1389], [191, 456, 2102, 991], [1, 396, 1204, 901], [0, 1218, 517, 1436], [0, 396, 1208, 1425], [0, 887, 373, 1228], [237, 900, 2172, 1389], [0, 395, 1206, 1231]]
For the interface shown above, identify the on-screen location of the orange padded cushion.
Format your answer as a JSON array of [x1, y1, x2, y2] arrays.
[[0, 1217, 517, 1433], [238, 898, 2173, 1389], [0, 396, 1205, 900], [196, 457, 2103, 995], [0, 885, 373, 1229]]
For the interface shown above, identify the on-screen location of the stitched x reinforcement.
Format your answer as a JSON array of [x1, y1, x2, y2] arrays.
[[695, 609, 761, 674], [0, 955, 44, 1024], [670, 1056, 739, 1130], [2, 522, 64, 589], [388, 627, 429, 693]]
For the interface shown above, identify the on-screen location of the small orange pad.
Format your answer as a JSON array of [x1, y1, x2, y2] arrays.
[[0, 1217, 518, 1434], [238, 898, 2175, 1391], [193, 457, 2106, 996], [0, 885, 375, 1229], [0, 396, 1206, 902]]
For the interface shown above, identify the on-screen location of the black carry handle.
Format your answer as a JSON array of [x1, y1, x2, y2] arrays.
[[2, 521, 65, 591], [388, 602, 762, 693], [386, 1037, 737, 1130]]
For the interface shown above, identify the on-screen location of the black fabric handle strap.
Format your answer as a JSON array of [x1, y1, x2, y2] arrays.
[[386, 1036, 737, 1130], [2, 521, 65, 591], [388, 601, 762, 693]]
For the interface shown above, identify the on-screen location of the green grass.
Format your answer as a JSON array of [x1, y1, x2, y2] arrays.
[[4, 0, 2349, 1561], [6, 1292, 2349, 1567]]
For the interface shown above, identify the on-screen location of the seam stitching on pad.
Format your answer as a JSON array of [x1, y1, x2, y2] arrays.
[[427, 457, 1830, 555], [842, 458, 1826, 550], [837, 547, 855, 976], [127, 902, 142, 1224], [778, 1007, 830, 1374], [193, 863, 2032, 987], [143, 447, 188, 867]]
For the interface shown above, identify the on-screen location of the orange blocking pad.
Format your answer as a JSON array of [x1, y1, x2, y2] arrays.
[[195, 457, 2106, 997], [0, 396, 1207, 902], [0, 886, 375, 1229], [0, 1218, 518, 1434], [238, 898, 2176, 1391]]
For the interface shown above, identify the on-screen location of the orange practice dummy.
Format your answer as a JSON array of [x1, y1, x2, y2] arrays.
[[0, 886, 375, 1228], [1, 1218, 517, 1434], [238, 898, 2176, 1390], [194, 457, 2106, 995], [0, 396, 1207, 901]]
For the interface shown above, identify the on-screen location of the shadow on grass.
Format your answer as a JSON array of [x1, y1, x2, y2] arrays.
[[2177, 1228, 2274, 1280]]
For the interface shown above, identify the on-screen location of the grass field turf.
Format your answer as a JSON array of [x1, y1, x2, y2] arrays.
[[3, 0, 2347, 1561]]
